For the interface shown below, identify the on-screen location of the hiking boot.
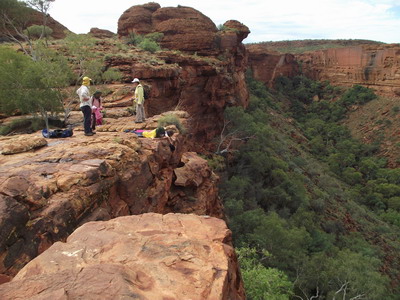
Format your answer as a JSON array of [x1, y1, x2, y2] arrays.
[[85, 132, 94, 136]]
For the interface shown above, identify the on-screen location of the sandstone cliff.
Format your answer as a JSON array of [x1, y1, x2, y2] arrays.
[[296, 44, 400, 97], [247, 43, 299, 88], [0, 213, 245, 299], [0, 3, 249, 297], [113, 3, 250, 149], [0, 112, 225, 281]]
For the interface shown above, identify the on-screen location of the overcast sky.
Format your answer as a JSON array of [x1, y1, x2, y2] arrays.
[[49, 0, 400, 43]]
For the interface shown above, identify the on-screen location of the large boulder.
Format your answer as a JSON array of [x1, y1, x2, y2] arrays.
[[89, 27, 115, 39], [118, 3, 219, 53], [118, 2, 161, 36], [0, 213, 246, 299]]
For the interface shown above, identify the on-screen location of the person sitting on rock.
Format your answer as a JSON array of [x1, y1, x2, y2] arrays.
[[76, 76, 95, 136], [91, 91, 103, 131], [132, 78, 145, 123]]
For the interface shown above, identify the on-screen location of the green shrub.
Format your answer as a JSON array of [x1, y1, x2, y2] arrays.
[[145, 32, 164, 42], [237, 247, 293, 300], [138, 38, 161, 53], [125, 32, 144, 46], [158, 113, 186, 133], [102, 68, 122, 83], [24, 25, 53, 39], [0, 125, 11, 135]]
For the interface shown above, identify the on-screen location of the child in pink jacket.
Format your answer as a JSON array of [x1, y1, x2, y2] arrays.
[[91, 91, 103, 130]]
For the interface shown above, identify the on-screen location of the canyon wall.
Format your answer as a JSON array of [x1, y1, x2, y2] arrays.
[[247, 43, 299, 87], [247, 43, 400, 98], [296, 44, 400, 97]]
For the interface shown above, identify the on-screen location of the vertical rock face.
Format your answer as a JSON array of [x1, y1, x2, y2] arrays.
[[115, 4, 250, 149], [247, 44, 299, 87], [0, 213, 246, 300], [296, 45, 400, 97]]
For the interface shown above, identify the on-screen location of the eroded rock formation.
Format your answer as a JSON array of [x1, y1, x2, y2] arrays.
[[114, 6, 250, 149], [247, 43, 299, 87], [296, 44, 400, 97], [0, 213, 245, 299], [89, 27, 115, 39], [0, 112, 223, 280]]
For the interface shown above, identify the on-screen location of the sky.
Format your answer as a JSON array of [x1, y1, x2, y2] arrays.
[[49, 0, 400, 44]]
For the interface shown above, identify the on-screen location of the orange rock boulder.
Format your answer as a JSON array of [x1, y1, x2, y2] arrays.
[[89, 27, 115, 39], [118, 3, 218, 53], [0, 213, 246, 300]]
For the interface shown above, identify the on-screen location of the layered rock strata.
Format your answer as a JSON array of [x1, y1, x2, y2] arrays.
[[296, 44, 400, 97], [0, 113, 223, 280], [247, 44, 299, 87], [0, 213, 245, 299], [115, 3, 250, 149]]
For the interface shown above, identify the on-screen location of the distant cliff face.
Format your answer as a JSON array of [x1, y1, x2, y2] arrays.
[[247, 44, 299, 87], [296, 44, 400, 97]]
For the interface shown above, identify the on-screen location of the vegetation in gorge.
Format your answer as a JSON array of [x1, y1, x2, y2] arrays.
[[220, 74, 400, 299]]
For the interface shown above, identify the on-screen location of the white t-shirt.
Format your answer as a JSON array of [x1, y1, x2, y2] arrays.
[[76, 85, 91, 107]]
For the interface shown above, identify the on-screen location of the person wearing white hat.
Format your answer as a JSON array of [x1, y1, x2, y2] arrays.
[[132, 78, 145, 123]]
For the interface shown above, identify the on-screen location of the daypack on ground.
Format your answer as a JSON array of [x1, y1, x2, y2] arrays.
[[42, 128, 73, 138], [143, 84, 150, 99]]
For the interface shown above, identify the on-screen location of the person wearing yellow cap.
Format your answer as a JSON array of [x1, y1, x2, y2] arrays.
[[132, 78, 145, 123], [76, 76, 95, 136]]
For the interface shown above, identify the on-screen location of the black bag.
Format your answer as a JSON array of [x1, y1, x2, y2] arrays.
[[42, 128, 73, 138], [143, 84, 151, 99]]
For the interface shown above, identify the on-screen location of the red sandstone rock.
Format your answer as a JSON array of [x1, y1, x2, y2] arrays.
[[0, 213, 246, 300], [118, 3, 218, 53], [247, 44, 299, 88], [89, 27, 115, 39], [118, 2, 160, 36], [0, 112, 223, 278], [296, 45, 400, 97], [0, 136, 47, 155], [223, 20, 250, 43]]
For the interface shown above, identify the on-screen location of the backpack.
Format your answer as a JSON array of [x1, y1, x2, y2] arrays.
[[143, 84, 150, 99], [42, 128, 73, 138]]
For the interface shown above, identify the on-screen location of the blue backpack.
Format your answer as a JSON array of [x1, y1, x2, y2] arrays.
[[42, 128, 73, 138]]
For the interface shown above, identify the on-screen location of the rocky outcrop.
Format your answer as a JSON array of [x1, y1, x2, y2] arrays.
[[0, 112, 223, 280], [247, 44, 299, 87], [0, 136, 47, 155], [0, 7, 70, 40], [296, 44, 400, 97], [113, 7, 250, 149], [89, 27, 115, 39], [118, 3, 218, 53], [0, 213, 245, 300]]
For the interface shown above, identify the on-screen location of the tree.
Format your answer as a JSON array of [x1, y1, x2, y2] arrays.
[[237, 247, 294, 300], [0, 46, 71, 132], [0, 0, 34, 57], [25, 0, 55, 42]]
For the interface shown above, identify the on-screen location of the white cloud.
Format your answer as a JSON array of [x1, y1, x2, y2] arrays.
[[49, 0, 400, 43]]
